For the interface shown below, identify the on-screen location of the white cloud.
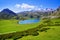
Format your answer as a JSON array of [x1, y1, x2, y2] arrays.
[[15, 3, 37, 12], [0, 10, 1, 11], [21, 3, 35, 9], [15, 3, 35, 9], [14, 3, 44, 12], [15, 4, 21, 8], [34, 8, 41, 10]]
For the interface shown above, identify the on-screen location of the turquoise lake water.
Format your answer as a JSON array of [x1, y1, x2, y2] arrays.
[[19, 19, 40, 24]]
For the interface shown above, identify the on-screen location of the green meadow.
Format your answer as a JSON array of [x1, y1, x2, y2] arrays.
[[17, 18, 60, 40], [0, 18, 60, 40], [19, 27, 60, 40], [0, 19, 41, 34]]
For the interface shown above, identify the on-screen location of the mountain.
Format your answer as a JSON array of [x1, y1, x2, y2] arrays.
[[0, 8, 17, 19], [0, 8, 56, 20], [17, 9, 54, 19], [51, 6, 60, 16], [1, 8, 17, 16]]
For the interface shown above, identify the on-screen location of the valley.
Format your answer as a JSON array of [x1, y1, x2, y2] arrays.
[[0, 6, 60, 40]]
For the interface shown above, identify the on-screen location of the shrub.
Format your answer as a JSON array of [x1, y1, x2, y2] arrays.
[[31, 31, 39, 36], [39, 28, 50, 32]]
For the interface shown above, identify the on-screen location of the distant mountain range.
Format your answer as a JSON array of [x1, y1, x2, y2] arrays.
[[0, 7, 60, 19], [17, 8, 54, 18]]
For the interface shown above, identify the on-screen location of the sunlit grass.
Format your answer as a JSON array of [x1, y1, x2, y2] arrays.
[[0, 18, 60, 40], [0, 19, 40, 34]]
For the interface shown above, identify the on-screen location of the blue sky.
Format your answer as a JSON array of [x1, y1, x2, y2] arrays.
[[0, 0, 60, 12]]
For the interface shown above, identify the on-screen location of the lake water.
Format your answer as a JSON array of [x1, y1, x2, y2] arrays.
[[19, 19, 40, 24]]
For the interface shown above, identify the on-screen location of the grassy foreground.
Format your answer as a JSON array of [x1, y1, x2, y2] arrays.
[[18, 18, 60, 40], [17, 26, 60, 40], [0, 18, 60, 40], [0, 19, 40, 34]]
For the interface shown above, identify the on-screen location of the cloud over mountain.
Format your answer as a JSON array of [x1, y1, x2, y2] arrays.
[[14, 3, 42, 12], [15, 3, 36, 9], [8, 3, 48, 13]]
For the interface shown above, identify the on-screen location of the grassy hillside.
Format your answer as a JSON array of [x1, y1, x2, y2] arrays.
[[0, 19, 40, 34], [18, 26, 60, 40], [17, 18, 60, 40], [0, 18, 60, 40]]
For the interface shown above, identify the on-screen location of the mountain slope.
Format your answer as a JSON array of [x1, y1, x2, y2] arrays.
[[0, 8, 17, 19], [17, 10, 53, 19], [51, 7, 60, 16]]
